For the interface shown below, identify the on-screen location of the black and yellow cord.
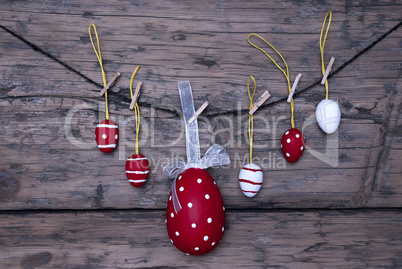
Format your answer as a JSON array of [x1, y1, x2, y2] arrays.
[[247, 76, 256, 162], [89, 23, 109, 120], [129, 66, 141, 154], [247, 33, 295, 128], [320, 11, 333, 100]]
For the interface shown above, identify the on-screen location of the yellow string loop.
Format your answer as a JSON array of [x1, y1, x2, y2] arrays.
[[89, 23, 109, 120], [247, 76, 256, 162], [320, 11, 332, 100], [247, 33, 295, 129], [129, 66, 141, 154]]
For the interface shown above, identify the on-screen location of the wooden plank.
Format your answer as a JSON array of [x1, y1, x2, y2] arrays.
[[0, 0, 401, 210], [0, 0, 400, 108], [366, 102, 402, 207], [0, 210, 401, 268], [0, 97, 388, 209]]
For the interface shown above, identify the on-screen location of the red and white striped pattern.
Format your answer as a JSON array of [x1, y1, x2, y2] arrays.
[[125, 153, 149, 187], [95, 119, 119, 154], [238, 163, 263, 198]]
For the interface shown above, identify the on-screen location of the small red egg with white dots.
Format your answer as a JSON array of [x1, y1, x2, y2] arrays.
[[281, 128, 305, 163], [95, 119, 119, 154], [166, 168, 225, 255]]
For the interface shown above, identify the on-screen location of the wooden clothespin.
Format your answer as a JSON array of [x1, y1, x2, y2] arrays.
[[321, 57, 335, 84], [99, 72, 120, 96], [249, 90, 271, 115], [287, 73, 302, 103], [129, 82, 143, 110], [188, 101, 209, 124]]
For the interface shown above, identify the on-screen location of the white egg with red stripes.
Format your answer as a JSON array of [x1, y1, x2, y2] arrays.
[[238, 163, 263, 197]]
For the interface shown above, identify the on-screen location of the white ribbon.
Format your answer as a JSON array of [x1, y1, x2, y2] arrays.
[[163, 144, 230, 179], [163, 81, 231, 213]]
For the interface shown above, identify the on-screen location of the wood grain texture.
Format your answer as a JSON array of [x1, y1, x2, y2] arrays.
[[0, 0, 401, 212], [1, 1, 401, 267], [0, 210, 401, 268]]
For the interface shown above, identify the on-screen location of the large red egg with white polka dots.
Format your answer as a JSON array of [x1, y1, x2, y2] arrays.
[[281, 128, 305, 163], [166, 168, 225, 255], [95, 119, 119, 154], [125, 154, 149, 187]]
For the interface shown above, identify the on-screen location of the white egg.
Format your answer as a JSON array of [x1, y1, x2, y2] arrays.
[[315, 99, 341, 134], [238, 163, 263, 198]]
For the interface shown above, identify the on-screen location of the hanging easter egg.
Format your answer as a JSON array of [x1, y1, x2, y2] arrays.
[[238, 163, 263, 197], [316, 99, 341, 134], [95, 119, 119, 154], [166, 168, 225, 256], [281, 128, 305, 163], [125, 153, 149, 187]]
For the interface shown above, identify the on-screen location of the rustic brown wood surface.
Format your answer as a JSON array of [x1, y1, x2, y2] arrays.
[[0, 0, 401, 267], [1, 210, 401, 268]]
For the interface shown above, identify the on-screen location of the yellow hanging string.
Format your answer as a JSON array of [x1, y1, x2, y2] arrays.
[[89, 23, 109, 120], [320, 11, 332, 100], [129, 66, 141, 154], [247, 33, 295, 129], [247, 76, 256, 162]]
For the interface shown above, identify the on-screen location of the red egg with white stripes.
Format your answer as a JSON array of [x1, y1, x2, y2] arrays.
[[281, 128, 305, 163], [125, 153, 149, 187], [238, 163, 263, 197], [166, 168, 225, 255], [95, 119, 119, 154]]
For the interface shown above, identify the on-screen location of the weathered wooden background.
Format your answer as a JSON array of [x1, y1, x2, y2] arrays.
[[0, 0, 401, 268]]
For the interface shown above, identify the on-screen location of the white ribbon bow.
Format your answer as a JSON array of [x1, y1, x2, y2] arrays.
[[164, 81, 231, 214]]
